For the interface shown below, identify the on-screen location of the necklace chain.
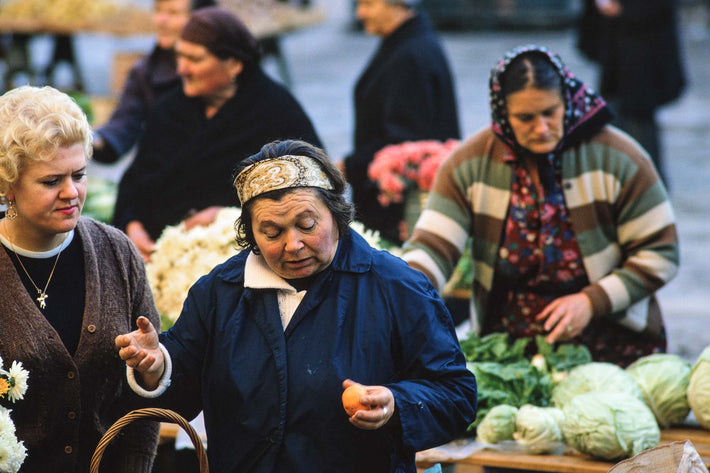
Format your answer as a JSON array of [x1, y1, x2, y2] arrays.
[[3, 221, 63, 310]]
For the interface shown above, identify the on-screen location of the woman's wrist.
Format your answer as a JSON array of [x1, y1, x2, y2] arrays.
[[126, 343, 172, 398]]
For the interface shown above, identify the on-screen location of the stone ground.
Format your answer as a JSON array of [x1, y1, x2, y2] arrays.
[[22, 0, 709, 363]]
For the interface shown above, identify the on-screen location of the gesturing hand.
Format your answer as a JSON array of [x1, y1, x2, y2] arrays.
[[115, 316, 164, 389]]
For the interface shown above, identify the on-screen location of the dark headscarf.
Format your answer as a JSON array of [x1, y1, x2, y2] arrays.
[[489, 44, 613, 158], [181, 6, 261, 65]]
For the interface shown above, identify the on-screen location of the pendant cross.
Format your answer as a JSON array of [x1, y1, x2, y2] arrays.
[[36, 291, 48, 310]]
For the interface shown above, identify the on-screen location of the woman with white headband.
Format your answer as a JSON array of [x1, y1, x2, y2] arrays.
[[116, 139, 477, 472]]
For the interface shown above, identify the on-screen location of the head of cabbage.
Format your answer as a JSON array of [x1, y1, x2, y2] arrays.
[[562, 391, 660, 460], [476, 404, 518, 444], [688, 345, 710, 429], [551, 362, 644, 409], [626, 353, 691, 428], [512, 404, 565, 454]]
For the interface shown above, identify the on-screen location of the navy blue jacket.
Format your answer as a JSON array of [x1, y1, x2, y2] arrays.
[[345, 14, 460, 244], [158, 230, 477, 473]]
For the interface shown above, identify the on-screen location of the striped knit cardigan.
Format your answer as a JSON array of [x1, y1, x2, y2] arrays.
[[403, 125, 679, 336]]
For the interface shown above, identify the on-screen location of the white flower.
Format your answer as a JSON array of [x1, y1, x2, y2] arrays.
[[0, 432, 27, 473], [0, 409, 15, 435], [0, 408, 26, 473], [148, 207, 244, 324], [6, 362, 28, 403]]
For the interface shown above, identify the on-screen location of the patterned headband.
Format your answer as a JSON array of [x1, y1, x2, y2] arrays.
[[233, 155, 334, 205]]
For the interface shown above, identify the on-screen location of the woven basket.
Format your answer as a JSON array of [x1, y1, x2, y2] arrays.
[[90, 408, 209, 473]]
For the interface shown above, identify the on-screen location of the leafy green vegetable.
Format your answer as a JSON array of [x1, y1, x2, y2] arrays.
[[83, 177, 117, 223], [460, 332, 530, 364], [626, 353, 691, 428], [688, 345, 710, 429], [552, 362, 645, 409], [513, 404, 565, 454], [460, 332, 594, 434], [534, 335, 592, 375], [562, 391, 660, 460], [467, 360, 553, 428], [66, 91, 94, 124], [476, 404, 518, 444]]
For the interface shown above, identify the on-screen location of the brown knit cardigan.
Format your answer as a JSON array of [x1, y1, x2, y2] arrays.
[[0, 217, 159, 473]]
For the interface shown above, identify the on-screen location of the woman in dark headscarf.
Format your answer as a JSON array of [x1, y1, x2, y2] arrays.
[[403, 45, 679, 367], [112, 7, 321, 261]]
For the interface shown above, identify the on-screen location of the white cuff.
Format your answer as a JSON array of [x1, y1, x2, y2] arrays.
[[126, 343, 172, 398]]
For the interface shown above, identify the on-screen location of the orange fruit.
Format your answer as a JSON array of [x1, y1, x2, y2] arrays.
[[342, 385, 369, 416]]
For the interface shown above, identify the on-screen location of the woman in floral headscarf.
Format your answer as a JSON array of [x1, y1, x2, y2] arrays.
[[403, 45, 679, 367]]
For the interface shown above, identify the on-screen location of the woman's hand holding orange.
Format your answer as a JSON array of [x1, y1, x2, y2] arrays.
[[342, 379, 394, 430]]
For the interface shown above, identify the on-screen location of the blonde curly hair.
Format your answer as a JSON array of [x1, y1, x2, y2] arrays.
[[0, 85, 92, 196]]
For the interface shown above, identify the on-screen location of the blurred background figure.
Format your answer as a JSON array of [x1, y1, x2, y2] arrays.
[[577, 0, 686, 187], [342, 0, 460, 244], [403, 45, 679, 368], [92, 0, 216, 164], [111, 6, 321, 261]]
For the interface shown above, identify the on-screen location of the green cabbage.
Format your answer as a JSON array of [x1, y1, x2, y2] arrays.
[[476, 404, 518, 444], [626, 353, 691, 427], [562, 391, 660, 460], [512, 404, 565, 454], [551, 362, 644, 409], [688, 345, 710, 429]]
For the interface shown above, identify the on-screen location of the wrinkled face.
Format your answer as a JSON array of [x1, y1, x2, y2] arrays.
[[7, 143, 87, 247], [251, 188, 339, 280], [175, 40, 242, 98], [153, 0, 191, 50], [506, 87, 565, 154], [355, 0, 403, 36]]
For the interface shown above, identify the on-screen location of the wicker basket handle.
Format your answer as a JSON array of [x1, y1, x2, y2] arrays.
[[90, 407, 209, 473]]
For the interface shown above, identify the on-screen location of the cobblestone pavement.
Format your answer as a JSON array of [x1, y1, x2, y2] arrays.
[[71, 0, 709, 362]]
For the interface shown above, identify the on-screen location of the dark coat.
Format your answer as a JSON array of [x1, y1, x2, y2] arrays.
[[344, 14, 460, 244], [112, 67, 322, 239], [0, 218, 160, 473], [94, 45, 180, 162], [578, 0, 686, 115], [156, 230, 477, 473]]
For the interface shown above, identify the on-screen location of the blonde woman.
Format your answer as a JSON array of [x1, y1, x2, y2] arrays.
[[0, 85, 159, 473]]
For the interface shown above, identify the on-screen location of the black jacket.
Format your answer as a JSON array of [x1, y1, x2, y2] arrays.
[[344, 13, 460, 244], [577, 0, 685, 115], [113, 67, 321, 239]]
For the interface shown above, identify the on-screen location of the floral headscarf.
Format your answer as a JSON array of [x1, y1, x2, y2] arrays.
[[489, 45, 613, 158]]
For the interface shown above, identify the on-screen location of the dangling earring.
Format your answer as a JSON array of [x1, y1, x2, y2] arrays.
[[5, 200, 17, 220]]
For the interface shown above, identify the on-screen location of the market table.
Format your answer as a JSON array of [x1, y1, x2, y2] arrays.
[[0, 0, 325, 91], [414, 426, 710, 473], [157, 423, 710, 471]]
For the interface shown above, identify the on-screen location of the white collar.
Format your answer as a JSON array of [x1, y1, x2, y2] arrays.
[[244, 252, 297, 293], [0, 229, 74, 258]]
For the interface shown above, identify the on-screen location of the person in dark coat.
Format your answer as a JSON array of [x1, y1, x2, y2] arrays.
[[112, 7, 321, 260], [343, 0, 460, 244], [92, 0, 216, 163], [116, 139, 478, 473], [577, 0, 686, 186]]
